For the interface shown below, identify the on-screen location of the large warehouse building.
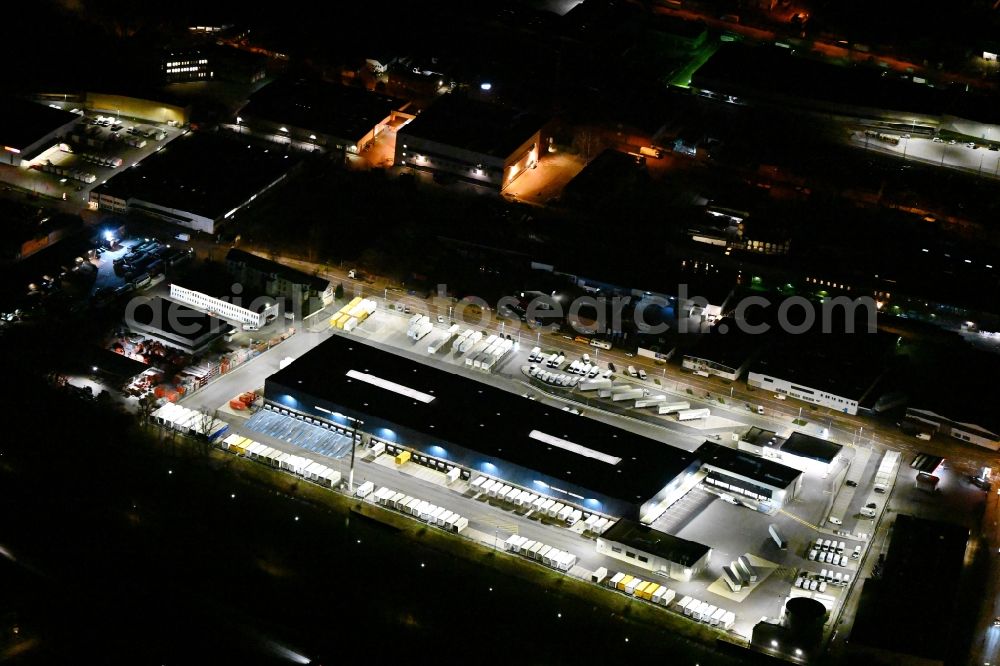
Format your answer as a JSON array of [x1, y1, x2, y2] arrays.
[[264, 335, 702, 520], [90, 133, 299, 234], [0, 96, 81, 167], [394, 94, 547, 190], [237, 78, 411, 154]]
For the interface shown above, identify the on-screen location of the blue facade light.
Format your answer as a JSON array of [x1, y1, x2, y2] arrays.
[[429, 445, 447, 458]]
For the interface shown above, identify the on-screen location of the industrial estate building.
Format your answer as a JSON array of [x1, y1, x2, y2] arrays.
[[236, 78, 411, 153], [739, 427, 844, 474], [225, 248, 333, 317], [904, 407, 1000, 451], [169, 283, 279, 329], [0, 97, 81, 167], [394, 94, 547, 190], [681, 317, 757, 381], [694, 441, 803, 510], [596, 518, 711, 582], [126, 296, 234, 353], [264, 335, 702, 520], [90, 133, 299, 233], [748, 332, 894, 416]]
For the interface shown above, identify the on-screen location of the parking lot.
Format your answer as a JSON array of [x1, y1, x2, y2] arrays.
[[850, 131, 1000, 176]]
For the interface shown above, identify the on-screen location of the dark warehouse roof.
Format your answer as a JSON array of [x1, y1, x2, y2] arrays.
[[266, 335, 697, 503], [398, 94, 546, 159], [695, 441, 801, 489], [601, 518, 711, 566], [0, 97, 80, 152]]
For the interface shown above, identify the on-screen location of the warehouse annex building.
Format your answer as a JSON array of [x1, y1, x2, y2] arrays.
[[264, 335, 702, 520], [90, 133, 299, 234], [0, 96, 81, 167], [394, 94, 547, 190], [739, 427, 844, 474], [694, 441, 803, 511], [597, 518, 711, 582]]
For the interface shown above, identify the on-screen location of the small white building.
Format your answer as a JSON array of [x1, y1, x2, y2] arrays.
[[169, 283, 279, 328], [596, 519, 711, 582]]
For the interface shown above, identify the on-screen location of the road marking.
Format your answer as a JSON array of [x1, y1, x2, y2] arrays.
[[780, 508, 819, 531]]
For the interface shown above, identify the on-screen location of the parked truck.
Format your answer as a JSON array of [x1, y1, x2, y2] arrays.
[[768, 524, 788, 550], [677, 408, 710, 421], [612, 388, 645, 402], [873, 450, 900, 493], [634, 395, 666, 408], [658, 401, 691, 415]]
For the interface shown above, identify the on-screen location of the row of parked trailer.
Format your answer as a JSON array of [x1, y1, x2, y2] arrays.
[[456, 329, 483, 354], [427, 324, 460, 354], [407, 314, 434, 341], [463, 333, 514, 372], [330, 296, 377, 331], [470, 476, 611, 532], [365, 485, 469, 534], [76, 152, 124, 168], [503, 534, 577, 571], [39, 160, 96, 183], [676, 596, 736, 629], [220, 433, 342, 487], [722, 554, 758, 593], [151, 402, 229, 440], [606, 571, 679, 608]]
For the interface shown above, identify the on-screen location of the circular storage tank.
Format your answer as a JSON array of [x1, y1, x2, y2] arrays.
[[784, 596, 827, 637]]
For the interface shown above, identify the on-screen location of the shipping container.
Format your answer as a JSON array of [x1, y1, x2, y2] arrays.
[[617, 575, 634, 591], [624, 578, 642, 595], [394, 450, 411, 465], [355, 481, 374, 498], [609, 572, 625, 588]]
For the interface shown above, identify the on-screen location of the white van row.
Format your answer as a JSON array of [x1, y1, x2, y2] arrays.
[[528, 365, 580, 388], [502, 534, 577, 571], [368, 485, 469, 534], [677, 596, 736, 630], [795, 568, 851, 592]]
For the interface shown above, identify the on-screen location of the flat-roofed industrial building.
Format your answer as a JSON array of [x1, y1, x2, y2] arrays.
[[264, 335, 701, 520], [0, 96, 81, 167], [394, 94, 547, 191], [596, 518, 711, 582], [694, 441, 803, 510], [89, 132, 299, 234]]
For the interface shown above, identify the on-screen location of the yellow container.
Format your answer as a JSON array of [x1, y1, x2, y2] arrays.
[[642, 583, 660, 601], [395, 450, 411, 465], [347, 296, 363, 309], [617, 575, 634, 591], [634, 581, 650, 599]]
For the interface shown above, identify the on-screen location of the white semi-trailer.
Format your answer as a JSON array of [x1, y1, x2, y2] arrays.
[[658, 401, 691, 415], [677, 408, 710, 421]]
